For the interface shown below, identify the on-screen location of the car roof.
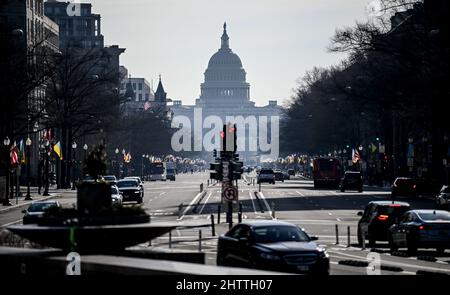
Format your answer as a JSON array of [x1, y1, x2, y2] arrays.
[[239, 220, 298, 228], [409, 209, 450, 215], [345, 171, 360, 174], [118, 179, 138, 182], [369, 201, 410, 207], [125, 176, 141, 180]]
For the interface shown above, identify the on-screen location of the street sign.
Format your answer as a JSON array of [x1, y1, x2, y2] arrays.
[[223, 185, 238, 202]]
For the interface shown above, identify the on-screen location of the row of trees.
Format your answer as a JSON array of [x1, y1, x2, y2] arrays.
[[281, 0, 450, 183]]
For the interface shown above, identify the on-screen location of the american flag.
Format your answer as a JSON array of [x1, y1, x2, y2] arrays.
[[10, 146, 19, 167], [352, 149, 361, 164], [144, 101, 151, 111]]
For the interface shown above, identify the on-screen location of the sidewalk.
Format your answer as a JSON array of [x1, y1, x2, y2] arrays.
[[0, 186, 69, 213]]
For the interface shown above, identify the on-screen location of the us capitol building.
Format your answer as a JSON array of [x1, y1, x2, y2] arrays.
[[171, 23, 282, 123]]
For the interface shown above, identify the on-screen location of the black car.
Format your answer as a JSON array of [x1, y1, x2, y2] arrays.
[[216, 220, 329, 275], [391, 177, 419, 198], [340, 171, 363, 192], [274, 170, 284, 182], [389, 210, 450, 254], [357, 201, 410, 246], [22, 201, 61, 225], [116, 179, 143, 203]]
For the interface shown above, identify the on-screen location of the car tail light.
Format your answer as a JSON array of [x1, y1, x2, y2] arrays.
[[413, 184, 417, 189], [419, 225, 431, 230], [389, 204, 401, 207], [377, 215, 389, 221]]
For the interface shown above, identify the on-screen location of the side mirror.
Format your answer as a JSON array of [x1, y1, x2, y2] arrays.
[[310, 235, 319, 241], [22, 210, 27, 214], [357, 211, 363, 216]]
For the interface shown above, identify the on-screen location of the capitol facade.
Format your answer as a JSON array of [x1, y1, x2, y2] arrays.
[[171, 23, 282, 161]]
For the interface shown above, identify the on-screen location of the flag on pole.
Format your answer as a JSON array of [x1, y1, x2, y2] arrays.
[[53, 141, 63, 160], [10, 146, 19, 167], [352, 149, 361, 164], [19, 139, 26, 164], [371, 143, 377, 153], [124, 152, 132, 163]]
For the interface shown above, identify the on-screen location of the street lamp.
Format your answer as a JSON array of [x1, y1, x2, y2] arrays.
[[25, 138, 32, 200], [3, 137, 12, 206], [115, 148, 119, 178], [43, 140, 50, 196], [71, 142, 77, 190]]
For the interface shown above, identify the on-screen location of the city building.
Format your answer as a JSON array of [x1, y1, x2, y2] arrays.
[[1, 0, 60, 187]]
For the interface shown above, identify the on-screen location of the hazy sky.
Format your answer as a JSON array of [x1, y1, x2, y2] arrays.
[[84, 0, 372, 106]]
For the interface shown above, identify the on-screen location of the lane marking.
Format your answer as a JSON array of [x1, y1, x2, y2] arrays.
[[1, 219, 22, 227], [295, 190, 305, 197], [177, 191, 206, 221], [258, 191, 273, 219], [248, 191, 257, 214], [199, 192, 213, 215]]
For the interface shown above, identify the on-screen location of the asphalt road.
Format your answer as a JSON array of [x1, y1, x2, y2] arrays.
[[2, 172, 450, 275]]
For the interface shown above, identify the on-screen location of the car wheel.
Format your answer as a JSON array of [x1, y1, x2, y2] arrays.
[[358, 188, 363, 193], [389, 234, 398, 252], [340, 188, 345, 192], [137, 197, 143, 204], [368, 233, 376, 247], [216, 253, 226, 266], [407, 237, 417, 254]]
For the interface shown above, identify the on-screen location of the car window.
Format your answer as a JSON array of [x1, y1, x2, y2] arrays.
[[260, 169, 273, 174], [227, 226, 249, 239], [400, 213, 410, 223], [418, 211, 450, 221], [117, 180, 138, 187], [377, 206, 409, 217], [252, 226, 310, 243], [28, 202, 57, 212], [111, 187, 119, 194]]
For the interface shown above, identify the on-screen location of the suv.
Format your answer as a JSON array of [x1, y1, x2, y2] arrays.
[[274, 170, 284, 182], [257, 169, 275, 184], [357, 201, 410, 246], [340, 171, 363, 192]]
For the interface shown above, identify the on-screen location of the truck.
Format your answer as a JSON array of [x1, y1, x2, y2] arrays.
[[313, 157, 342, 189], [164, 162, 176, 181]]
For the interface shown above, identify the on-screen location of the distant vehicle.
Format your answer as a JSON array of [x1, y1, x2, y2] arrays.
[[148, 162, 166, 181], [83, 175, 104, 183], [389, 210, 450, 254], [216, 220, 329, 275], [116, 179, 143, 204], [340, 171, 363, 192], [274, 170, 284, 182], [357, 201, 410, 246], [164, 162, 176, 181], [436, 185, 450, 210], [288, 169, 295, 176], [312, 157, 342, 189], [125, 176, 144, 188], [103, 175, 117, 186], [111, 185, 123, 206], [257, 169, 275, 184], [282, 171, 290, 180], [391, 177, 441, 198], [22, 201, 61, 225]]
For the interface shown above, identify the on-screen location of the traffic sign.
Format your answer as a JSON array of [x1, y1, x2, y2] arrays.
[[223, 185, 238, 202]]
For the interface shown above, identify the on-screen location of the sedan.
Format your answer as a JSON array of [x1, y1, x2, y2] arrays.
[[22, 201, 61, 225], [389, 210, 450, 254], [217, 220, 329, 275], [104, 175, 118, 186], [116, 179, 143, 204], [111, 185, 123, 206]]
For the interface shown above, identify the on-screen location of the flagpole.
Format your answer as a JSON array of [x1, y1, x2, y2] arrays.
[[25, 137, 32, 200]]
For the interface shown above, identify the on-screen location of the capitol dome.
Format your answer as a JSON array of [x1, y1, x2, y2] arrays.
[[207, 49, 243, 68]]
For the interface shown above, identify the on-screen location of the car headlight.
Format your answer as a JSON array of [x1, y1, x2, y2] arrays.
[[260, 253, 281, 261], [316, 247, 329, 258], [134, 191, 141, 194]]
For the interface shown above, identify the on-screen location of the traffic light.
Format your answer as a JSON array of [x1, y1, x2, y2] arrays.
[[222, 123, 237, 153], [209, 162, 222, 181], [229, 161, 243, 180]]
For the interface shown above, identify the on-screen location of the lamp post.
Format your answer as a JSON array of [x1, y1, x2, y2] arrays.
[[82, 144, 88, 179], [71, 142, 77, 190], [3, 137, 12, 206], [43, 140, 50, 196], [122, 149, 126, 177], [141, 154, 145, 178], [25, 137, 32, 200]]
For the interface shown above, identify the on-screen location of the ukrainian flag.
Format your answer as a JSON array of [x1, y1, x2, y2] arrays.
[[53, 141, 63, 160]]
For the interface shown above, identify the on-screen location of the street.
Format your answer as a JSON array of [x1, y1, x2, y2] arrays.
[[3, 172, 448, 275]]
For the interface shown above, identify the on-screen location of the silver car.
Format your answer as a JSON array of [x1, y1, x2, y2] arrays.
[[111, 185, 123, 206]]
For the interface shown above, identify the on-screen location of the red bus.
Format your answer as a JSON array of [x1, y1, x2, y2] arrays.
[[313, 157, 342, 189]]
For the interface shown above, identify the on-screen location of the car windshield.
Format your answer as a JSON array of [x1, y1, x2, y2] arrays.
[[378, 206, 409, 216], [260, 170, 273, 174], [442, 186, 450, 193], [111, 187, 119, 194], [418, 211, 450, 221], [253, 226, 310, 243], [117, 181, 138, 188], [167, 169, 175, 173], [104, 176, 116, 181], [395, 178, 414, 186], [28, 202, 57, 212]]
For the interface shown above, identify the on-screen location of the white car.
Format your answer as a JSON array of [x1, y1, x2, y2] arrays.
[[111, 185, 123, 206]]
